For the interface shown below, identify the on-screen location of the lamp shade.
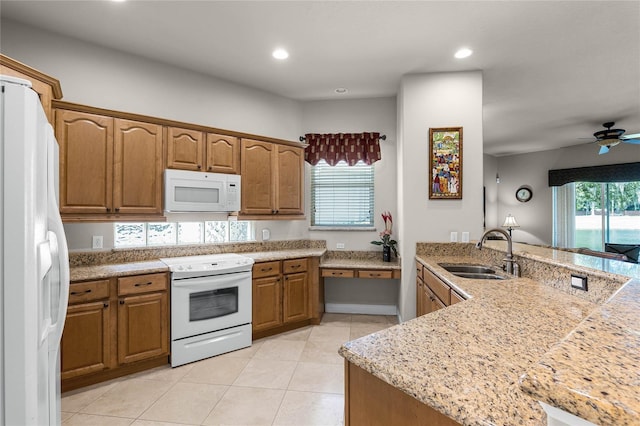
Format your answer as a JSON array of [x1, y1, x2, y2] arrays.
[[502, 214, 520, 228]]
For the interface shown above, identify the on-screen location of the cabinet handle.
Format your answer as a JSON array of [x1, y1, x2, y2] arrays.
[[292, 265, 301, 269], [275, 210, 279, 214], [208, 166, 213, 171], [115, 207, 120, 213], [370, 273, 380, 277], [103, 303, 109, 308], [332, 272, 342, 276], [120, 300, 125, 305], [106, 207, 110, 212], [70, 289, 92, 296], [134, 281, 153, 287], [197, 164, 202, 169], [261, 267, 273, 272]]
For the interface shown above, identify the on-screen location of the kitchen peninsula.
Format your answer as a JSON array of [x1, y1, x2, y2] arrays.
[[340, 241, 639, 426]]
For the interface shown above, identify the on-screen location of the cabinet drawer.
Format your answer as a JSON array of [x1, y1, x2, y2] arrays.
[[321, 268, 355, 278], [423, 269, 451, 305], [358, 270, 393, 279], [253, 261, 281, 278], [283, 258, 308, 274], [118, 273, 167, 296], [415, 262, 424, 280], [68, 280, 110, 304]]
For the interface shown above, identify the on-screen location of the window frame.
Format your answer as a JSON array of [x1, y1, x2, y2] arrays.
[[309, 159, 375, 230]]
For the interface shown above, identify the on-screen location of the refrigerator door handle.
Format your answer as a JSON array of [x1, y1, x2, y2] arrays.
[[46, 124, 70, 349]]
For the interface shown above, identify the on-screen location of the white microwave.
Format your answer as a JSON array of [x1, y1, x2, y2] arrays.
[[164, 169, 241, 213]]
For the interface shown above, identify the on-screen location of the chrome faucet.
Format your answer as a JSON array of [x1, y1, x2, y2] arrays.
[[475, 228, 518, 275]]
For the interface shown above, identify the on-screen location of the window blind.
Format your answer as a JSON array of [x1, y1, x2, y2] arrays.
[[311, 160, 374, 227]]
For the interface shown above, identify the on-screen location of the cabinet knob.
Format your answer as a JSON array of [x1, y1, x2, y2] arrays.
[[119, 300, 125, 305], [106, 207, 110, 212], [197, 165, 202, 169], [103, 303, 109, 308], [208, 166, 213, 171], [115, 207, 120, 213]]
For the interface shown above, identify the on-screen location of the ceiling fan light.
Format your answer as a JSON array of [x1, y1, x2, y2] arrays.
[[597, 138, 621, 148]]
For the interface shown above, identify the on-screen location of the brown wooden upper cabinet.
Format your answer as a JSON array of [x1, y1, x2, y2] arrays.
[[1, 54, 63, 124], [166, 128, 240, 174], [56, 108, 163, 218], [240, 139, 304, 217]]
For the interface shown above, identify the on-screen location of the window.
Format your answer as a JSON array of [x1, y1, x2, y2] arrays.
[[553, 181, 640, 252], [310, 159, 374, 228], [114, 220, 254, 248]]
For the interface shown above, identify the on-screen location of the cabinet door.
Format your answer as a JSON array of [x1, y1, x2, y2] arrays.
[[241, 139, 275, 214], [113, 119, 164, 214], [283, 272, 309, 323], [61, 301, 111, 380], [166, 127, 203, 171], [252, 276, 282, 332], [118, 292, 169, 365], [56, 109, 114, 214], [206, 133, 240, 174], [275, 145, 304, 215]]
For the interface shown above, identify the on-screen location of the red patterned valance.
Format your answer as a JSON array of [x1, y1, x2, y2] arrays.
[[304, 132, 382, 166]]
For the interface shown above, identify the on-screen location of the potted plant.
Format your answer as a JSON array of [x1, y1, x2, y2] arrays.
[[371, 211, 398, 261]]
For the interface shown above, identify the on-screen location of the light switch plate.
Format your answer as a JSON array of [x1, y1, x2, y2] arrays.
[[450, 232, 458, 242], [336, 243, 345, 249], [262, 229, 270, 241], [461, 232, 470, 243], [571, 274, 588, 291]]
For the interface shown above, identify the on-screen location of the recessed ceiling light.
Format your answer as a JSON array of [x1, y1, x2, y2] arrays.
[[454, 48, 473, 59], [272, 48, 289, 60], [335, 88, 348, 94]]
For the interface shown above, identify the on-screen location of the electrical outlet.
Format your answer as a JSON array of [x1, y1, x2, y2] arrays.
[[262, 228, 271, 241], [571, 274, 588, 291], [92, 235, 103, 249], [461, 232, 470, 243], [450, 232, 458, 242], [336, 243, 345, 249]]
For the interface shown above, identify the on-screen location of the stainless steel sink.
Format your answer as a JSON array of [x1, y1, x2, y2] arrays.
[[438, 263, 509, 280], [448, 272, 507, 280], [438, 264, 496, 274]]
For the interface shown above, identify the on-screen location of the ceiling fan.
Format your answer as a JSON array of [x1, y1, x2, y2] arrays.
[[590, 122, 640, 154]]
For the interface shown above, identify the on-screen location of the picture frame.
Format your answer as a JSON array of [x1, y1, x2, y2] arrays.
[[429, 127, 463, 199]]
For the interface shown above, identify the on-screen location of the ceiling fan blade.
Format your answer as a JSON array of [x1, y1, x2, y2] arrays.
[[621, 133, 640, 139], [622, 139, 640, 144], [598, 145, 610, 155]]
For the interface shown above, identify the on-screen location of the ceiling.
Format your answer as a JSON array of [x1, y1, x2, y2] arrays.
[[2, 1, 639, 156]]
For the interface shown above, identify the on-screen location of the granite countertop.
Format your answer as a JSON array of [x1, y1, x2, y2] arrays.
[[69, 248, 327, 282], [520, 279, 640, 425], [339, 248, 638, 426], [320, 252, 401, 270]]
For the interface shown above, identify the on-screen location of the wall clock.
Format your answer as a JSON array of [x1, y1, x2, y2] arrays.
[[516, 186, 533, 203]]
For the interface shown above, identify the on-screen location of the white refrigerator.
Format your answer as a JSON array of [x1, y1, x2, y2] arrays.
[[1, 75, 70, 425]]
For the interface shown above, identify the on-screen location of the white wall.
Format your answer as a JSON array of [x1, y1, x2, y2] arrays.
[[492, 142, 640, 245], [1, 19, 302, 141], [397, 71, 484, 321]]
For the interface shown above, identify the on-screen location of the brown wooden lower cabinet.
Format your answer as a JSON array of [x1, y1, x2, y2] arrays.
[[416, 262, 466, 316], [345, 361, 460, 426], [252, 257, 320, 339], [61, 273, 170, 392]]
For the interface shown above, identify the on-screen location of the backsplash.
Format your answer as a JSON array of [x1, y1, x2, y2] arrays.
[[69, 239, 326, 267], [416, 242, 630, 304]]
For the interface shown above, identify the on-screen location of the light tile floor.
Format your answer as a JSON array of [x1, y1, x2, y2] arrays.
[[61, 313, 398, 426]]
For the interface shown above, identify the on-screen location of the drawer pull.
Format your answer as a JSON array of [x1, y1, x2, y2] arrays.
[[292, 265, 301, 269], [370, 273, 381, 277], [261, 267, 273, 272], [332, 272, 343, 276], [134, 281, 153, 287], [70, 289, 92, 296]]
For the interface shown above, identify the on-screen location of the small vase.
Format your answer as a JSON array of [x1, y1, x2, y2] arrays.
[[382, 246, 391, 262]]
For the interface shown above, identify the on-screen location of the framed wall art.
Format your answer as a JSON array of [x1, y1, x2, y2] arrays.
[[429, 127, 462, 199]]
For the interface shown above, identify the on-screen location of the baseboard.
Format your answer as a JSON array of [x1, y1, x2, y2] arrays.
[[325, 303, 397, 315]]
